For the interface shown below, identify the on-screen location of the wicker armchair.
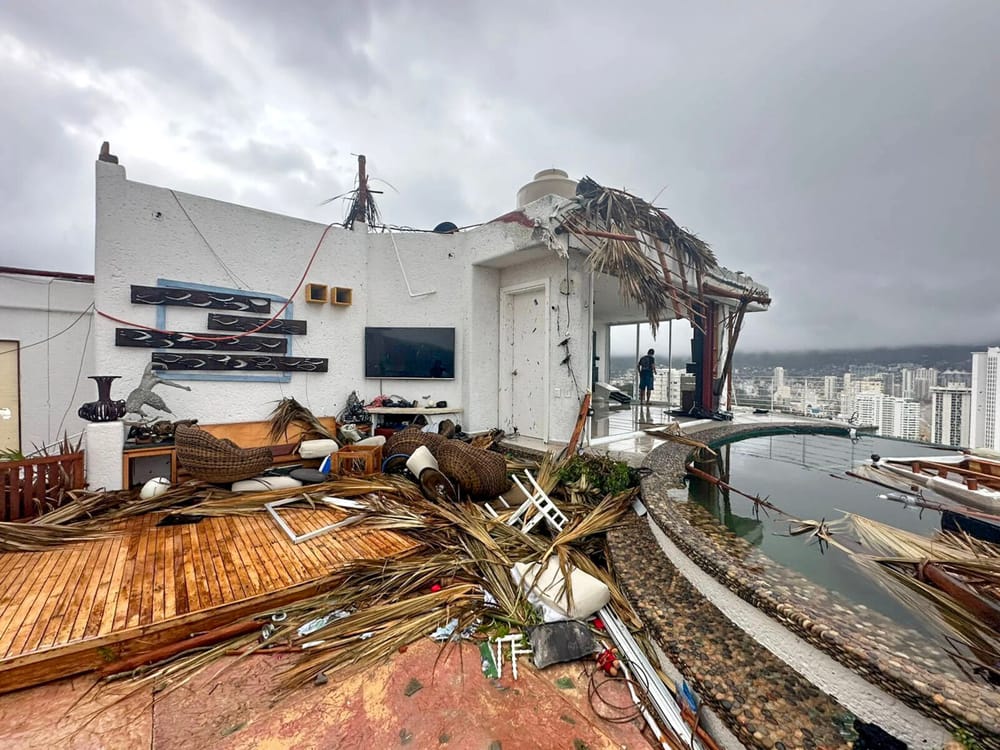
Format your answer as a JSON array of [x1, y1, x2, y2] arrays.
[[384, 427, 510, 499], [435, 440, 510, 499], [174, 424, 273, 484]]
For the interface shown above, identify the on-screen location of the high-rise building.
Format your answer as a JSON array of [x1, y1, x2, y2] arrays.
[[912, 367, 939, 402], [823, 375, 838, 401], [931, 385, 971, 447], [901, 368, 915, 400], [940, 370, 973, 388], [855, 393, 921, 440], [970, 347, 1000, 450], [649, 368, 685, 406], [773, 367, 785, 391]]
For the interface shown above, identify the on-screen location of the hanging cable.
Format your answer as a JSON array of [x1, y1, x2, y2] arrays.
[[170, 190, 250, 290], [96, 222, 337, 341], [56, 311, 94, 437], [0, 303, 94, 355]]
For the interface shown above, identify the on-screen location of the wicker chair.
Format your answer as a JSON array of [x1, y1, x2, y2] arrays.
[[174, 424, 273, 484], [384, 428, 447, 457], [435, 440, 510, 499]]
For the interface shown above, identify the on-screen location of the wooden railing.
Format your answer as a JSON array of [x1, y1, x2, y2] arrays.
[[0, 452, 85, 522]]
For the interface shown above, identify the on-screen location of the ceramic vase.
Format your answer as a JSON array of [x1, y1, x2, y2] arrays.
[[78, 375, 127, 422]]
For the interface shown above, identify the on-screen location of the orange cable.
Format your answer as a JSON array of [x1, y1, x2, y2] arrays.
[[95, 223, 337, 341]]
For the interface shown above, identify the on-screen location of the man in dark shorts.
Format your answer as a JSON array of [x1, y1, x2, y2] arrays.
[[637, 348, 655, 405]]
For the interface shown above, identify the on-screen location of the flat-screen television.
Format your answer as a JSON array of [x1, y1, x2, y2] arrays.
[[364, 327, 455, 380]]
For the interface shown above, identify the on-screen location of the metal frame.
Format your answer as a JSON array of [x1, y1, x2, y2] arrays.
[[265, 496, 356, 544]]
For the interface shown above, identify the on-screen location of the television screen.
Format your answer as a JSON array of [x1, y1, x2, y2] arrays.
[[364, 327, 455, 379]]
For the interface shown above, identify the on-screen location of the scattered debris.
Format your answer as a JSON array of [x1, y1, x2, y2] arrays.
[[403, 678, 423, 697], [528, 621, 596, 669]]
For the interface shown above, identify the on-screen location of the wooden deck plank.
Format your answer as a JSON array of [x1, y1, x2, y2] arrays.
[[97, 524, 134, 637], [69, 524, 117, 642], [204, 518, 241, 603], [189, 520, 221, 609], [199, 518, 235, 606], [128, 514, 155, 628], [112, 521, 143, 633], [47, 529, 112, 649], [171, 523, 191, 616], [0, 552, 66, 654], [84, 531, 130, 639], [262, 509, 339, 570], [0, 512, 417, 695], [239, 516, 296, 590], [220, 517, 266, 598], [21, 543, 83, 653], [216, 519, 252, 603]]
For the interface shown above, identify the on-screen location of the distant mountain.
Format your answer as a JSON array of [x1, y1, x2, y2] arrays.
[[732, 343, 991, 374], [607, 343, 993, 378]]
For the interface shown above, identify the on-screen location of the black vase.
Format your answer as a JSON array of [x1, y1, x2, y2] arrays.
[[78, 375, 127, 423]]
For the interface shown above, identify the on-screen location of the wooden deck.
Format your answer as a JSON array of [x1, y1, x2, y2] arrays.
[[0, 508, 415, 694]]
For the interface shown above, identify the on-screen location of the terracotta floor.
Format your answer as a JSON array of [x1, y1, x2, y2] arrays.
[[0, 639, 654, 750]]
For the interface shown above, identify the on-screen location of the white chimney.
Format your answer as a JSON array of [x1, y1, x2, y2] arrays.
[[516, 168, 577, 208]]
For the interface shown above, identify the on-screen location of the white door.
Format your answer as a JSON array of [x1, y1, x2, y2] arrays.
[[0, 342, 19, 452], [500, 284, 547, 439]]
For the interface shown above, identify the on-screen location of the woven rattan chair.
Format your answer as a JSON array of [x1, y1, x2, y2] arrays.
[[435, 440, 510, 499], [384, 428, 447, 457], [174, 424, 273, 484]]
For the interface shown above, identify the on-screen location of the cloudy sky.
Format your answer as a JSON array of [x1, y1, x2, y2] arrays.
[[1, 1, 997, 351]]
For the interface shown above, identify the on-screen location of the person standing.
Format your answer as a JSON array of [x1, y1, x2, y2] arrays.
[[637, 348, 655, 405]]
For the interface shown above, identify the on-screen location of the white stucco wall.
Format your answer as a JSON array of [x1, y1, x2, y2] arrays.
[[93, 161, 591, 436], [496, 252, 592, 442], [0, 272, 95, 451]]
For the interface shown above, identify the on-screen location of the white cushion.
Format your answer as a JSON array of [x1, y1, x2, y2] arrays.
[[512, 558, 610, 620], [231, 475, 304, 492], [355, 435, 386, 447], [299, 438, 339, 459]]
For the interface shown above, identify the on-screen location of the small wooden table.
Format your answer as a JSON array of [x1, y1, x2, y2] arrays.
[[364, 406, 463, 430], [122, 444, 177, 488]]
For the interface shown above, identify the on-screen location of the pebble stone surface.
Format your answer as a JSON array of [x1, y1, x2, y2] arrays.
[[623, 422, 1000, 749]]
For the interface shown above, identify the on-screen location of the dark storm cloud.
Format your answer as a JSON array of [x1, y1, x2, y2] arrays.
[[0, 0, 997, 348]]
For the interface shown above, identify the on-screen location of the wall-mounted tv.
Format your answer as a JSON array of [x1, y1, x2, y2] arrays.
[[364, 327, 455, 380]]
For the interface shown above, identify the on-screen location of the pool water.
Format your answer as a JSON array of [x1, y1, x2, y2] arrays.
[[688, 433, 956, 637]]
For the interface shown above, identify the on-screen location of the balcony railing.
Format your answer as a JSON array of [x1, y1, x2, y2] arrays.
[[0, 452, 85, 521]]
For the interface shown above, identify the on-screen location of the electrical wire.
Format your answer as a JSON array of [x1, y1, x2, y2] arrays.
[[95, 223, 337, 341], [56, 310, 94, 438], [0, 303, 95, 355], [170, 190, 250, 290]]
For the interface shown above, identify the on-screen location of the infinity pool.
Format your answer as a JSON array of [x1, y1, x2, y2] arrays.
[[687, 432, 956, 636]]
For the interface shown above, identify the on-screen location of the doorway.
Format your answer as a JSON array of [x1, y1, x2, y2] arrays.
[[499, 281, 549, 440], [0, 341, 20, 453]]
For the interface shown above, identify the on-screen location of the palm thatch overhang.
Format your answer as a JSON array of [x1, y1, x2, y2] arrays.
[[522, 176, 770, 334]]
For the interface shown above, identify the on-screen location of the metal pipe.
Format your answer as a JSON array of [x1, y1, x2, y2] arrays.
[[386, 229, 436, 298]]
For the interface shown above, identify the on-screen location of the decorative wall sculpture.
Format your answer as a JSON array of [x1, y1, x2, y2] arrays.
[[131, 285, 271, 313], [115, 280, 324, 380], [206, 314, 307, 335], [152, 352, 328, 372], [116, 328, 288, 354]]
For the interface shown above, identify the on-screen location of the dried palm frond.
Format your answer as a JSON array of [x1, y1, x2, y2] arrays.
[[267, 397, 334, 444], [847, 513, 1000, 563], [0, 520, 117, 552], [172, 475, 424, 518], [558, 177, 722, 331]]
